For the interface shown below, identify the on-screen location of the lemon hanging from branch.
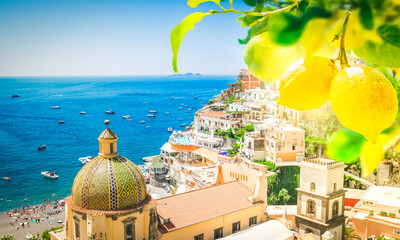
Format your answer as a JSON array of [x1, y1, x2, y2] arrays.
[[243, 32, 303, 83], [278, 56, 338, 111]]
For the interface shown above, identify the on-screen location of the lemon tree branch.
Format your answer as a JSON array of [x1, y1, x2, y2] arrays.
[[248, 0, 302, 27], [210, 0, 301, 19], [338, 11, 351, 69]]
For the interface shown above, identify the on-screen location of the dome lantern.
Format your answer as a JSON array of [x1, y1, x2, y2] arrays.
[[98, 120, 118, 157]]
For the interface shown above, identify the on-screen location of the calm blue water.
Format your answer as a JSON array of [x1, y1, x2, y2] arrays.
[[0, 76, 234, 212]]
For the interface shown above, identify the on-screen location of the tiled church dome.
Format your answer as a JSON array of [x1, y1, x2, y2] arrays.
[[71, 122, 147, 211]]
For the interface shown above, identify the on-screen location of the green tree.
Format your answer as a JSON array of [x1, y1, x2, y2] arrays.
[[225, 128, 235, 139], [42, 227, 62, 240], [345, 226, 362, 240], [0, 235, 16, 240], [278, 188, 291, 204]]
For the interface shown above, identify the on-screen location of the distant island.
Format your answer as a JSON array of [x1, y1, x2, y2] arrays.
[[168, 73, 202, 77]]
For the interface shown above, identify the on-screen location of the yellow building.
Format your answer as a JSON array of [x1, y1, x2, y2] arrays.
[[51, 120, 286, 240]]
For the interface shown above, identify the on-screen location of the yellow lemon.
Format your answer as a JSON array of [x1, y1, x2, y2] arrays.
[[244, 32, 303, 83], [330, 66, 398, 143], [301, 18, 337, 58], [277, 56, 338, 111]]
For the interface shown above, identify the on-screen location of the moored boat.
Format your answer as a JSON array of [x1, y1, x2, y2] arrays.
[[58, 120, 65, 124], [180, 123, 186, 127], [147, 114, 156, 118], [139, 120, 146, 124], [52, 106, 61, 109], [10, 94, 20, 98], [38, 145, 47, 151], [146, 126, 151, 128], [165, 112, 170, 115], [171, 97, 175, 99], [80, 111, 87, 114], [122, 115, 131, 119], [3, 177, 10, 181], [41, 171, 58, 179], [168, 127, 173, 132], [105, 110, 115, 114], [177, 118, 182, 121], [178, 107, 183, 110], [79, 156, 93, 165], [148, 110, 158, 113], [193, 97, 197, 99]]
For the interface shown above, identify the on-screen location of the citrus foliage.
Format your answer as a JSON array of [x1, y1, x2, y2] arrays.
[[171, 0, 400, 175]]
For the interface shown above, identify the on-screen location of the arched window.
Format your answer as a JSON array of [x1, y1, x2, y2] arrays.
[[333, 182, 337, 192], [310, 182, 316, 191], [332, 201, 339, 218], [307, 200, 316, 216], [305, 228, 314, 234]]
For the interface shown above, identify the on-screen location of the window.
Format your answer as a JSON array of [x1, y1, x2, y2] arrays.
[[307, 200, 316, 216], [249, 216, 257, 226], [123, 217, 136, 240], [292, 145, 296, 150], [332, 201, 339, 218], [310, 182, 316, 191], [125, 223, 135, 240], [75, 221, 80, 239], [194, 234, 204, 240], [214, 228, 223, 239], [333, 182, 337, 192], [110, 143, 114, 153], [232, 221, 241, 233]]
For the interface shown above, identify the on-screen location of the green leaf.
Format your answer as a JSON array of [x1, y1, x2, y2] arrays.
[[378, 24, 400, 47], [359, 0, 374, 30], [327, 128, 366, 163], [187, 0, 220, 8], [241, 0, 265, 7], [170, 12, 209, 73], [268, 13, 305, 46], [238, 18, 268, 44]]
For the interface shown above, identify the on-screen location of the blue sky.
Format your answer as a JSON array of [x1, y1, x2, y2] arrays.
[[0, 0, 251, 76]]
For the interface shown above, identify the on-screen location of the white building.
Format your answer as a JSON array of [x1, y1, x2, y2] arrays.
[[265, 124, 305, 163]]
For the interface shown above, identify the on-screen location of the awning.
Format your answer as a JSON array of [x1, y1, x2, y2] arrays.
[[192, 148, 220, 163], [161, 143, 177, 153]]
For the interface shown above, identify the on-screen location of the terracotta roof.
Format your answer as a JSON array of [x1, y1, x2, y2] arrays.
[[156, 181, 262, 233], [200, 111, 227, 118], [192, 148, 220, 163]]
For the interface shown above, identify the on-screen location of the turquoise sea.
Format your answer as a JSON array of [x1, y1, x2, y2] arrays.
[[0, 76, 234, 213]]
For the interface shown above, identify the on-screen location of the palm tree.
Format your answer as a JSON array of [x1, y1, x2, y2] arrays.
[[345, 226, 362, 240]]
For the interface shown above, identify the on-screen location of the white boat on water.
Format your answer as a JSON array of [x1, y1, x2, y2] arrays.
[[79, 156, 93, 165], [168, 127, 173, 132], [52, 106, 61, 109], [80, 111, 87, 114], [139, 120, 146, 124], [122, 115, 131, 119], [41, 171, 58, 179], [165, 112, 170, 115]]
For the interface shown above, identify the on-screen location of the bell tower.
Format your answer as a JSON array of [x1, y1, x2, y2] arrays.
[[295, 157, 346, 240]]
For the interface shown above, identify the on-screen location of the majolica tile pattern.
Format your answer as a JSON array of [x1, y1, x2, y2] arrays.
[[72, 156, 147, 210]]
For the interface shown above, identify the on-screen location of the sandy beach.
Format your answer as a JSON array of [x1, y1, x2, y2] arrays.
[[0, 201, 65, 240]]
